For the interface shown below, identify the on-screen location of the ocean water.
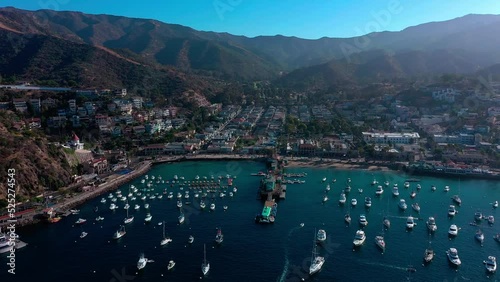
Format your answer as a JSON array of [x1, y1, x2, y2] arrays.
[[2, 161, 500, 282]]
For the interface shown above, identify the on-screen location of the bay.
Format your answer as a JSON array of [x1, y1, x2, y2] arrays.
[[2, 160, 500, 282]]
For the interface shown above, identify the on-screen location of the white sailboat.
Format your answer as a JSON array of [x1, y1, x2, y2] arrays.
[[309, 229, 325, 275], [112, 225, 126, 239], [160, 221, 172, 245], [124, 201, 134, 224], [201, 244, 210, 276]]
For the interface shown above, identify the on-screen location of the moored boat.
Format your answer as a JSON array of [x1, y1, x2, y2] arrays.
[[446, 248, 461, 266], [167, 260, 175, 270], [448, 224, 459, 236], [424, 248, 434, 263], [452, 195, 462, 205], [398, 199, 407, 210], [484, 256, 497, 273], [426, 217, 437, 232], [448, 205, 457, 217], [411, 203, 420, 213], [359, 214, 368, 227], [375, 235, 385, 251], [475, 229, 485, 245], [353, 230, 366, 247], [317, 229, 327, 243], [383, 217, 391, 229], [137, 253, 147, 270], [406, 216, 416, 229], [309, 231, 325, 275]]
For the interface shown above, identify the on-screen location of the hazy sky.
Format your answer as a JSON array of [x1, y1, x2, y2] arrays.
[[2, 0, 500, 39]]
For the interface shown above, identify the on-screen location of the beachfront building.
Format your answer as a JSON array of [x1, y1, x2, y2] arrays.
[[362, 132, 420, 145]]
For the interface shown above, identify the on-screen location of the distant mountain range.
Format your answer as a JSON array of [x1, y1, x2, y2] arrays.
[[1, 7, 500, 89]]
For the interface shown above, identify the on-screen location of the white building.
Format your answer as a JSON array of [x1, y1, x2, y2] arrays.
[[362, 132, 420, 145], [432, 88, 459, 103]]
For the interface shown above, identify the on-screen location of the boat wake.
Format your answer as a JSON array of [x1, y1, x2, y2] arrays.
[[277, 226, 302, 282]]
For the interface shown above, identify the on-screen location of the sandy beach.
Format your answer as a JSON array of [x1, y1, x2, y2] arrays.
[[284, 157, 393, 172]]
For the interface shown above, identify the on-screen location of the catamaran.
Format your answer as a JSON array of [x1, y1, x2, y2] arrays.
[[309, 230, 325, 275], [201, 244, 210, 276]]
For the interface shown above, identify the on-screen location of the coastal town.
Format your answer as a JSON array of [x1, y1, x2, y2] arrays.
[[1, 80, 500, 227]]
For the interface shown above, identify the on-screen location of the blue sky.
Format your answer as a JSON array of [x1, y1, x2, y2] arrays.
[[2, 0, 500, 39]]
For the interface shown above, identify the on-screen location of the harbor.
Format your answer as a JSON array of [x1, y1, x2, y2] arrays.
[[2, 160, 500, 282]]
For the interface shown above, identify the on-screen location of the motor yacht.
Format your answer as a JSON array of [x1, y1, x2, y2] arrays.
[[339, 193, 347, 205], [359, 214, 368, 227], [426, 217, 437, 232], [316, 229, 327, 243], [412, 203, 420, 213], [448, 224, 459, 236], [447, 248, 461, 266], [137, 254, 147, 270], [375, 235, 385, 251], [364, 197, 372, 208], [406, 216, 416, 229], [448, 205, 457, 217], [398, 199, 407, 210], [484, 256, 497, 273], [353, 230, 366, 246]]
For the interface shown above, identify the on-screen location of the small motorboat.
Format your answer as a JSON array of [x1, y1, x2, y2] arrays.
[[431, 185, 436, 191], [476, 229, 485, 245], [359, 214, 368, 227], [375, 186, 384, 196], [95, 216, 104, 221], [167, 260, 175, 270], [398, 199, 407, 210], [300, 223, 305, 227], [452, 195, 462, 205], [345, 214, 351, 224], [484, 256, 497, 273], [426, 217, 437, 232], [444, 185, 450, 192], [375, 235, 385, 252], [406, 216, 416, 229], [188, 235, 194, 244], [423, 248, 434, 263], [411, 203, 420, 213], [351, 198, 357, 207], [364, 197, 372, 208], [410, 191, 416, 199], [353, 230, 366, 247], [448, 205, 457, 217], [383, 217, 391, 229], [494, 201, 499, 208], [339, 193, 347, 205], [475, 211, 483, 221], [488, 215, 495, 225], [75, 218, 87, 224], [223, 205, 228, 211], [80, 231, 88, 238]]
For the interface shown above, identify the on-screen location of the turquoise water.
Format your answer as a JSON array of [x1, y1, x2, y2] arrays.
[[2, 161, 500, 282]]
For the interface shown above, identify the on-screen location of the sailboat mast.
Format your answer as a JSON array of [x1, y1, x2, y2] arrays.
[[204, 244, 207, 264]]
